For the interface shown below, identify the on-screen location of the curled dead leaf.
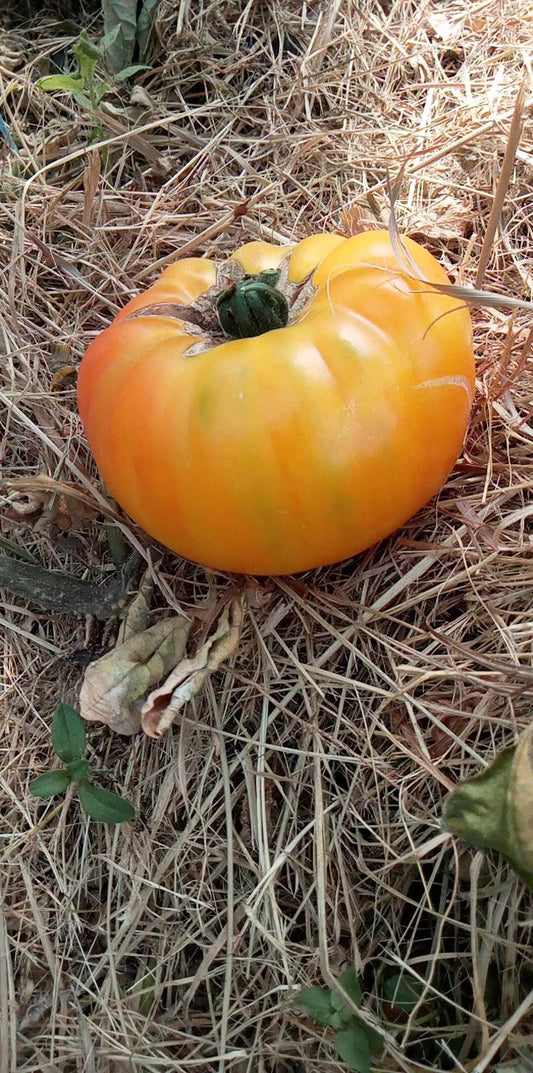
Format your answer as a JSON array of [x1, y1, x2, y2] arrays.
[[142, 600, 243, 739], [5, 475, 99, 531], [50, 365, 78, 392], [79, 599, 243, 738], [443, 722, 533, 889], [79, 618, 191, 735]]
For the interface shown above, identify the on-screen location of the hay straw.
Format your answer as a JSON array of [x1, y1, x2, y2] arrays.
[[1, 1, 532, 1070]]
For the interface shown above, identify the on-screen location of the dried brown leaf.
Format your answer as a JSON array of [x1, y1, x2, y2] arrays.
[[141, 600, 243, 739], [116, 568, 154, 644], [49, 365, 78, 392], [79, 617, 191, 735], [5, 475, 99, 531]]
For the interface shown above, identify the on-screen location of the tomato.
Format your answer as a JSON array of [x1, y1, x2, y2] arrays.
[[77, 231, 474, 574]]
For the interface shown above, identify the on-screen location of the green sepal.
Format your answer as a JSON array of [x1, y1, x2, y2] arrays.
[[217, 270, 289, 339]]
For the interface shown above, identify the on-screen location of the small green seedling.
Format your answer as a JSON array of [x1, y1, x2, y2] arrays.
[[297, 967, 383, 1073], [382, 972, 425, 1014], [30, 703, 134, 825], [36, 29, 148, 115]]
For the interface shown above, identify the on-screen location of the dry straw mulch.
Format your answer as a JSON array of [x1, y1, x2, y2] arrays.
[[1, 1, 532, 1070]]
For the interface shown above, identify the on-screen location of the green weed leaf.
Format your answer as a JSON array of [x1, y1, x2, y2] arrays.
[[64, 759, 90, 782], [137, 0, 158, 61], [383, 972, 424, 1012], [297, 986, 334, 1027], [336, 966, 363, 1008], [37, 75, 85, 94], [114, 64, 149, 82], [131, 956, 157, 1017], [52, 704, 86, 762], [73, 32, 101, 84], [74, 32, 102, 62], [78, 781, 135, 824], [100, 24, 122, 54], [362, 1023, 383, 1055], [72, 90, 94, 110], [102, 0, 138, 73], [335, 1025, 371, 1072], [30, 770, 71, 798], [330, 1008, 355, 1031]]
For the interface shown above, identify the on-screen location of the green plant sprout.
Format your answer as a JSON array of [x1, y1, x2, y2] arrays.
[[36, 28, 148, 116], [297, 967, 429, 1071], [297, 967, 383, 1073], [30, 703, 134, 825]]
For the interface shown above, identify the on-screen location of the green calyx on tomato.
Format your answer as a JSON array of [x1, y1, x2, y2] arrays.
[[217, 269, 289, 339]]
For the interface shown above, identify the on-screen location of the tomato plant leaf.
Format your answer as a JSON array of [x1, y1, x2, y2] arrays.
[[297, 986, 334, 1027], [30, 770, 72, 798], [334, 1025, 371, 1073], [78, 780, 135, 824], [52, 704, 86, 762]]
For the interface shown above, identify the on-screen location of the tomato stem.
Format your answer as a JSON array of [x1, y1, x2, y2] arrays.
[[217, 270, 289, 339]]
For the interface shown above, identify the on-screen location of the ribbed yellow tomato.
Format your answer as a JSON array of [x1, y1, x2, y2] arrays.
[[77, 231, 474, 574]]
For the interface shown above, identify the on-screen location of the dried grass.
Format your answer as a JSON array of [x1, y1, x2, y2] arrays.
[[1, 1, 532, 1071]]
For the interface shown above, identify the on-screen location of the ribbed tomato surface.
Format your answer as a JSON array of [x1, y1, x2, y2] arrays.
[[77, 231, 474, 573]]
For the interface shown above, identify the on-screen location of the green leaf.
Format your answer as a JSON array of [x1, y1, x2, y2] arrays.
[[335, 1025, 371, 1073], [114, 64, 150, 82], [73, 32, 101, 84], [131, 956, 157, 1017], [100, 23, 122, 53], [93, 83, 112, 105], [443, 734, 533, 890], [72, 90, 94, 110], [383, 972, 424, 1012], [52, 704, 86, 762], [363, 1023, 383, 1055], [74, 31, 102, 62], [102, 0, 138, 73], [64, 759, 90, 782], [78, 780, 135, 824], [297, 986, 334, 1027], [137, 0, 159, 62], [37, 75, 85, 93], [30, 770, 72, 798], [335, 966, 363, 1008], [330, 1008, 356, 1031]]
